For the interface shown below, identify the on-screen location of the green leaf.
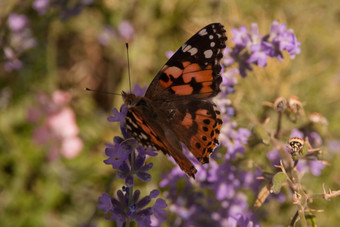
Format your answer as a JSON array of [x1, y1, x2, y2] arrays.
[[252, 125, 270, 145], [271, 172, 287, 194]]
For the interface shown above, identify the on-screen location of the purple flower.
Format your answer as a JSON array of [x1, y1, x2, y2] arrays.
[[219, 67, 238, 97], [132, 84, 147, 97], [269, 20, 287, 39], [152, 198, 167, 223], [232, 26, 251, 47], [166, 51, 174, 59], [267, 148, 281, 166], [118, 21, 134, 41], [248, 44, 269, 67], [308, 131, 322, 147], [297, 160, 325, 176], [267, 20, 301, 60], [8, 14, 28, 32], [290, 128, 304, 138], [97, 193, 113, 214], [3, 13, 37, 71], [57, 0, 93, 21], [224, 21, 300, 78], [4, 58, 23, 71], [104, 137, 131, 170], [137, 146, 158, 157], [249, 23, 262, 45], [279, 28, 301, 58], [98, 188, 166, 226], [222, 47, 235, 67], [214, 98, 232, 116], [236, 213, 260, 227], [327, 140, 340, 154], [108, 105, 128, 124], [224, 45, 253, 78], [33, 0, 50, 15], [97, 25, 116, 46], [219, 119, 250, 160], [105, 146, 153, 184]]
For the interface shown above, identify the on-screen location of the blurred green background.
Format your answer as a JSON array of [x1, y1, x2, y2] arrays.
[[1, 0, 340, 226]]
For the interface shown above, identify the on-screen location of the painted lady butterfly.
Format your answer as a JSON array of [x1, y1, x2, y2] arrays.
[[123, 23, 227, 178]]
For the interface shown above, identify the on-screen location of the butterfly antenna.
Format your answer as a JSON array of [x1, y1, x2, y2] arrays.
[[84, 87, 121, 96], [126, 43, 132, 93]]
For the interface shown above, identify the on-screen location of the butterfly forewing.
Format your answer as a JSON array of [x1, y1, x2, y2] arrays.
[[125, 107, 198, 178], [125, 108, 166, 151], [145, 23, 227, 101]]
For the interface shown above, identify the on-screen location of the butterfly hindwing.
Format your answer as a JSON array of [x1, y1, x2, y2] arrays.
[[145, 23, 227, 101], [170, 100, 223, 164]]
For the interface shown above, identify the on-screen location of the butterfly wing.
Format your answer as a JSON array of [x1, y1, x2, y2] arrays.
[[170, 99, 223, 164], [144, 23, 227, 166], [124, 23, 227, 178], [144, 23, 227, 101], [125, 107, 198, 178]]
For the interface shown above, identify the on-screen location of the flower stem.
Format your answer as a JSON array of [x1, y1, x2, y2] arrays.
[[275, 112, 282, 138], [125, 149, 135, 227]]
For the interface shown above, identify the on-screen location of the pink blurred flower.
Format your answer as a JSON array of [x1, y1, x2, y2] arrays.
[[33, 125, 51, 145], [61, 137, 83, 158], [8, 14, 28, 32], [33, 0, 50, 15], [47, 107, 78, 138], [52, 90, 71, 106], [28, 90, 83, 159]]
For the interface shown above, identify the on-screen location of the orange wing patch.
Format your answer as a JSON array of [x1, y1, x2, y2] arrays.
[[159, 61, 216, 97], [183, 68, 213, 83], [171, 84, 194, 95], [183, 63, 201, 74], [181, 113, 194, 129], [188, 106, 222, 164]]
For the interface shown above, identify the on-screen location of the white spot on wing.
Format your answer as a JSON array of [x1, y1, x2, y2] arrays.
[[209, 35, 213, 39], [140, 133, 148, 140], [204, 49, 213, 59], [127, 117, 138, 128], [182, 44, 191, 52], [188, 47, 198, 56], [210, 42, 215, 47], [182, 44, 198, 56], [198, 28, 207, 36]]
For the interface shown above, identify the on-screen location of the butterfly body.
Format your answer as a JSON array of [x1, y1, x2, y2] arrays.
[[123, 23, 227, 178]]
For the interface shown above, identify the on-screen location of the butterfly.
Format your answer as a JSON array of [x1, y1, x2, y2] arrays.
[[123, 23, 227, 178]]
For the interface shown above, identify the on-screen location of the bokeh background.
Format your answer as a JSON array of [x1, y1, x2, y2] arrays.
[[1, 0, 340, 226]]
